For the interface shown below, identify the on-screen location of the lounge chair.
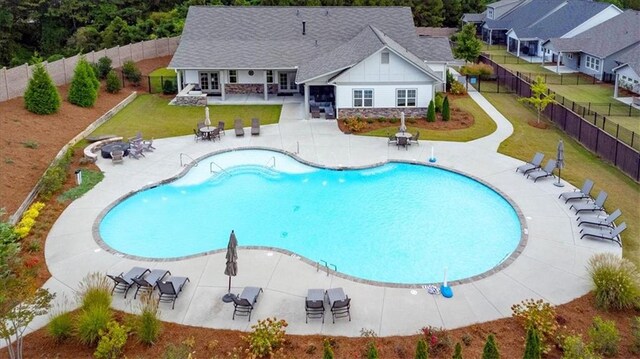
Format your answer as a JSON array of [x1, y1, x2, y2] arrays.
[[559, 179, 594, 203], [157, 276, 190, 309], [578, 209, 621, 229], [217, 121, 225, 136], [526, 159, 556, 182], [305, 289, 325, 323], [131, 269, 171, 299], [232, 286, 263, 321], [580, 222, 626, 247], [397, 136, 409, 150], [411, 131, 420, 146], [516, 152, 544, 175], [251, 118, 260, 135], [570, 190, 608, 214], [234, 119, 245, 136], [111, 150, 124, 165], [194, 128, 204, 142], [325, 288, 350, 323], [106, 266, 150, 298]]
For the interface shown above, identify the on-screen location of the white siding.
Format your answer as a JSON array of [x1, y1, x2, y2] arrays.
[[184, 70, 199, 84], [236, 70, 266, 83], [562, 7, 622, 38], [333, 50, 434, 83], [335, 84, 433, 108]]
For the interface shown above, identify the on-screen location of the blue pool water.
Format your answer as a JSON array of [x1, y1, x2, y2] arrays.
[[99, 150, 521, 284]]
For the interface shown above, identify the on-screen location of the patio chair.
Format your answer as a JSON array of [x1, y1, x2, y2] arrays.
[[396, 136, 409, 150], [142, 138, 156, 152], [325, 105, 336, 120], [251, 118, 260, 135], [129, 142, 145, 159], [131, 269, 171, 299], [194, 128, 205, 142], [311, 106, 321, 119], [157, 276, 190, 309], [387, 133, 397, 146], [526, 159, 556, 182], [217, 121, 225, 136], [234, 119, 245, 136], [106, 266, 150, 298], [411, 131, 420, 146], [197, 122, 205, 130], [578, 209, 622, 229], [305, 289, 325, 323], [110, 150, 124, 165], [570, 190, 608, 214], [210, 128, 221, 142], [232, 286, 263, 321], [330, 298, 351, 323], [559, 179, 594, 203], [516, 152, 544, 175], [580, 222, 626, 247]]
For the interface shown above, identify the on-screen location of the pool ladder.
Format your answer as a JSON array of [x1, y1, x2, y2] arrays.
[[265, 156, 276, 169], [179, 153, 198, 167], [209, 161, 230, 176], [317, 260, 337, 276]]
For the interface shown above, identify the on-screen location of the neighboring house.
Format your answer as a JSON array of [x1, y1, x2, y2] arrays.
[[543, 10, 640, 83], [462, 0, 527, 35], [168, 6, 453, 119], [612, 44, 640, 96]]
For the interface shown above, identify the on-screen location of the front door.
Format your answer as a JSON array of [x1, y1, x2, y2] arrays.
[[199, 72, 220, 92], [278, 72, 297, 92]]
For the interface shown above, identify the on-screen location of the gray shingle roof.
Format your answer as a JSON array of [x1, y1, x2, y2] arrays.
[[169, 6, 451, 82], [415, 27, 457, 37], [484, 0, 566, 31], [462, 12, 486, 23], [413, 37, 454, 62], [614, 43, 640, 75]]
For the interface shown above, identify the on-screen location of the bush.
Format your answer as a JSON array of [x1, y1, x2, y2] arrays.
[[452, 342, 463, 359], [446, 69, 455, 92], [421, 326, 452, 356], [323, 338, 335, 359], [24, 62, 61, 115], [366, 341, 379, 359], [426, 100, 436, 122], [482, 334, 499, 359], [77, 272, 112, 310], [106, 70, 122, 94], [434, 92, 444, 113], [415, 338, 428, 359], [75, 305, 112, 346], [68, 56, 98, 107], [94, 320, 128, 359], [442, 96, 451, 121], [162, 79, 176, 94], [587, 253, 640, 311], [589, 316, 620, 357], [97, 57, 113, 79], [343, 118, 366, 132], [47, 311, 73, 343], [561, 334, 599, 359], [524, 325, 542, 359], [135, 295, 162, 346], [450, 81, 467, 95], [14, 202, 45, 239], [460, 63, 494, 79], [511, 299, 558, 354], [243, 317, 287, 357], [39, 148, 72, 200], [122, 60, 142, 86], [0, 212, 20, 279], [632, 317, 640, 354]]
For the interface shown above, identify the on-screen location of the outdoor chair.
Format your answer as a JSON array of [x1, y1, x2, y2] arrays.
[[232, 286, 263, 321], [210, 128, 221, 142], [570, 190, 608, 214], [142, 138, 156, 152], [325, 105, 336, 120], [157, 276, 190, 309], [305, 289, 325, 323], [131, 269, 171, 299], [197, 122, 205, 130], [251, 118, 260, 135], [387, 133, 397, 146], [411, 131, 420, 146], [106, 266, 150, 298], [194, 128, 205, 142], [559, 179, 594, 203], [516, 152, 544, 175], [129, 142, 145, 159], [311, 106, 321, 119], [526, 159, 556, 182], [234, 119, 245, 136], [578, 209, 622, 229], [397, 136, 409, 150], [580, 222, 626, 247], [217, 121, 225, 136], [330, 298, 351, 323], [110, 150, 124, 165]]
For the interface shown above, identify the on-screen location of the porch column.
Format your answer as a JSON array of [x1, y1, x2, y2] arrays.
[[304, 83, 310, 120], [614, 72, 619, 98], [517, 39, 520, 57], [489, 30, 492, 45], [220, 70, 226, 101], [556, 52, 561, 74], [264, 70, 268, 101], [176, 70, 182, 92]]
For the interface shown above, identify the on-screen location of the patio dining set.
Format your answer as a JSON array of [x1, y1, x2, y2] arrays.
[[194, 118, 261, 142], [388, 130, 420, 150]]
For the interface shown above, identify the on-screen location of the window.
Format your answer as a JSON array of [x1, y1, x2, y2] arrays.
[[381, 52, 389, 64], [353, 89, 373, 107], [396, 89, 416, 107], [229, 70, 237, 83], [585, 56, 600, 71], [566, 53, 573, 59], [266, 70, 274, 83]]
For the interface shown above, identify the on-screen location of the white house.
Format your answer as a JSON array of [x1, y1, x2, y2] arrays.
[[168, 6, 453, 119]]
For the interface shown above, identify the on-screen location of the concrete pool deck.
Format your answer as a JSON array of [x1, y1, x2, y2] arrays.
[[33, 97, 621, 338]]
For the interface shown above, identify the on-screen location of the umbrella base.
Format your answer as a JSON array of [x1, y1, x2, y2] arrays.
[[222, 293, 236, 303], [553, 181, 565, 187]]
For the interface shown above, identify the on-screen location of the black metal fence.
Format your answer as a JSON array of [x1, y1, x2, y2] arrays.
[[113, 69, 178, 94], [478, 55, 640, 181]]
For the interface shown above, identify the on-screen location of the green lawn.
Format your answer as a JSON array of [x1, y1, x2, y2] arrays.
[[90, 94, 282, 139], [359, 96, 497, 142], [484, 92, 640, 265], [148, 67, 177, 93]]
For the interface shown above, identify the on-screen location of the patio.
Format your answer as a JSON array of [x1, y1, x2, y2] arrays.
[[206, 93, 304, 106]]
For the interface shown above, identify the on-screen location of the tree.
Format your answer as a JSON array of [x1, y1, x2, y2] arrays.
[[452, 342, 463, 359], [442, 96, 451, 121], [482, 334, 500, 359], [453, 23, 482, 62], [415, 338, 428, 359], [101, 17, 133, 48], [68, 56, 98, 107], [106, 70, 122, 93], [523, 326, 542, 359], [24, 62, 61, 115], [366, 341, 379, 359], [414, 0, 444, 27], [443, 0, 463, 27], [427, 100, 436, 122], [323, 339, 334, 359], [96, 57, 112, 79], [66, 26, 102, 53], [122, 60, 142, 86], [517, 75, 555, 124]]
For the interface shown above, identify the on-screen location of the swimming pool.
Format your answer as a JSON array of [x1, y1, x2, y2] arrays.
[[98, 149, 523, 284]]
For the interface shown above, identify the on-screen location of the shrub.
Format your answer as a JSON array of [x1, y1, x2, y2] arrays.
[[77, 272, 112, 310], [343, 118, 366, 132], [461, 333, 473, 346], [587, 252, 640, 310], [0, 212, 20, 279], [442, 96, 451, 121], [39, 148, 73, 200], [24, 62, 61, 115], [482, 334, 499, 359], [523, 325, 542, 359], [97, 57, 113, 79], [323, 338, 335, 359], [122, 60, 142, 86], [434, 92, 444, 113], [75, 305, 112, 346], [14, 202, 45, 239], [562, 334, 599, 359], [632, 317, 640, 354], [243, 317, 287, 357], [446, 69, 455, 92], [426, 100, 436, 122], [135, 295, 162, 346], [162, 79, 177, 94], [106, 70, 122, 94], [68, 56, 98, 107], [511, 299, 558, 353], [47, 311, 73, 343], [450, 81, 467, 95], [421, 326, 452, 356], [94, 320, 128, 359], [452, 342, 463, 359], [415, 338, 428, 359], [366, 341, 379, 359], [589, 316, 619, 357], [460, 63, 494, 79]]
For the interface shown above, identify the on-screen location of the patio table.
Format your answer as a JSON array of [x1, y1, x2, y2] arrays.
[[200, 126, 216, 140], [395, 132, 413, 140]]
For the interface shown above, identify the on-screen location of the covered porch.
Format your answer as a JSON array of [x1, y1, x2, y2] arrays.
[[206, 93, 303, 105]]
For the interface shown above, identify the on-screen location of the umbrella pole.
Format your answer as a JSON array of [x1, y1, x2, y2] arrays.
[[222, 275, 235, 303], [554, 167, 564, 187]]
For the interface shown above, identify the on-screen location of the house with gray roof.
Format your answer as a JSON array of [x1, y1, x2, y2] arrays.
[[612, 44, 640, 97], [168, 6, 454, 119], [462, 0, 528, 36]]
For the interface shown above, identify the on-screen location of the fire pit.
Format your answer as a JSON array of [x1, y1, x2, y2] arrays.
[[101, 142, 130, 159]]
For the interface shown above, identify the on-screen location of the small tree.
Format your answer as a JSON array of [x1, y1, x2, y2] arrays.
[[446, 69, 455, 92], [106, 71, 122, 94], [453, 23, 482, 62], [415, 338, 428, 359], [122, 60, 142, 86], [94, 321, 128, 359], [24, 62, 61, 115], [523, 326, 542, 359], [518, 76, 555, 124], [442, 96, 451, 121], [482, 334, 500, 359], [96, 57, 113, 79], [162, 79, 176, 94], [427, 100, 436, 122], [435, 92, 444, 113], [323, 339, 335, 359], [366, 341, 379, 359], [452, 342, 463, 359], [68, 57, 98, 107]]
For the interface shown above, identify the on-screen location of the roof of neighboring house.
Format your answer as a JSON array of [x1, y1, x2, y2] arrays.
[[462, 11, 486, 23], [614, 43, 640, 75], [415, 27, 457, 37], [544, 10, 640, 58], [462, 0, 527, 24], [169, 6, 450, 83], [415, 36, 455, 62]]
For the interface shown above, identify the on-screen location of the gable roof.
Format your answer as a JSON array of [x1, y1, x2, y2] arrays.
[[613, 43, 640, 75], [462, 12, 486, 23], [462, 0, 527, 24], [544, 10, 640, 58], [414, 36, 455, 62]]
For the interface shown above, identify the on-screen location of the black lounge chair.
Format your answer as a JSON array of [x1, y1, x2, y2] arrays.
[[397, 136, 409, 150], [217, 121, 225, 136], [559, 179, 594, 203], [232, 286, 263, 321], [107, 266, 150, 298], [325, 288, 351, 323], [570, 190, 608, 214], [251, 118, 260, 135], [516, 152, 544, 175], [580, 222, 626, 247], [131, 269, 171, 299], [234, 119, 245, 136], [578, 209, 622, 229], [157, 276, 190, 309], [305, 289, 325, 323], [526, 159, 556, 182]]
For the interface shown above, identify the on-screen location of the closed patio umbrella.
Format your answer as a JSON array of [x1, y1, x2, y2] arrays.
[[222, 230, 238, 302], [204, 106, 211, 126], [399, 112, 407, 133], [554, 139, 565, 187]]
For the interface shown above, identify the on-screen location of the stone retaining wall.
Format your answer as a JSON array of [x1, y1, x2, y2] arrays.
[[173, 94, 207, 106], [225, 83, 278, 94], [338, 107, 427, 119]]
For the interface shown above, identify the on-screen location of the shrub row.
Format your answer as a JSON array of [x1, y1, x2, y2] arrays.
[[14, 202, 45, 239]]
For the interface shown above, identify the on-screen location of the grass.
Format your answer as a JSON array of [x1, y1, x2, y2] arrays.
[[58, 170, 105, 202], [148, 68, 177, 94], [359, 96, 497, 142], [89, 94, 282, 139], [483, 92, 640, 265]]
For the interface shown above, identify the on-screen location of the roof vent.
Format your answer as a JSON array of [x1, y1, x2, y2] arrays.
[[326, 10, 329, 16], [296, 9, 299, 16], [315, 40, 318, 46], [302, 21, 306, 35]]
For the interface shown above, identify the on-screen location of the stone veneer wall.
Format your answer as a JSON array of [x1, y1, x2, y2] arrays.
[[173, 94, 207, 106], [225, 83, 279, 94], [338, 107, 427, 119]]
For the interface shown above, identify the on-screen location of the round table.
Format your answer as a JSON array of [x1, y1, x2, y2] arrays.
[[200, 126, 216, 140], [101, 142, 130, 159], [395, 132, 413, 139]]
